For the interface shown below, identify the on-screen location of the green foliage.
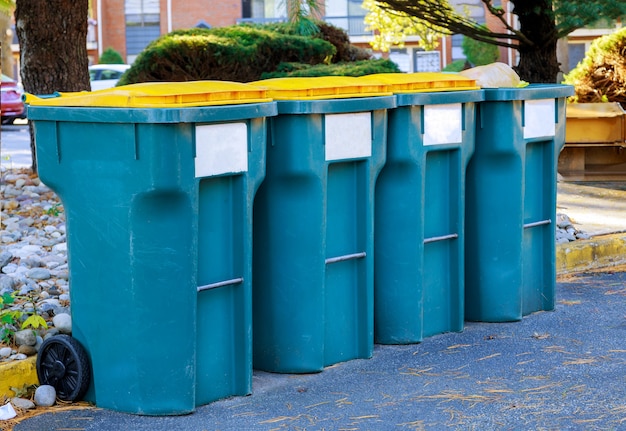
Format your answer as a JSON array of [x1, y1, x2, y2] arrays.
[[563, 27, 626, 104], [118, 25, 337, 84], [21, 314, 47, 330], [1, 292, 48, 346], [260, 58, 401, 78], [461, 28, 500, 66], [98, 47, 125, 64], [442, 59, 470, 72], [46, 203, 63, 217], [284, 0, 324, 36]]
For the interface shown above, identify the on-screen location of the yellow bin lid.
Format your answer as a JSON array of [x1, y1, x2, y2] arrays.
[[359, 72, 479, 93], [25, 80, 272, 108], [249, 76, 392, 100]]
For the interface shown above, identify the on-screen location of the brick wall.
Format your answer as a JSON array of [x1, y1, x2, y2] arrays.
[[172, 0, 241, 29], [98, 0, 127, 60], [96, 0, 242, 63]]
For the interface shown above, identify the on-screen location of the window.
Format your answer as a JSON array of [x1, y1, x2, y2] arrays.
[[125, 0, 160, 57]]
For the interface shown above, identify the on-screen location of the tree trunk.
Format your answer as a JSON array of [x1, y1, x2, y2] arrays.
[[513, 0, 561, 83], [14, 0, 90, 173]]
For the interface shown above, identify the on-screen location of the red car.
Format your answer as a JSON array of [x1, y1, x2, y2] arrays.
[[1, 74, 26, 125]]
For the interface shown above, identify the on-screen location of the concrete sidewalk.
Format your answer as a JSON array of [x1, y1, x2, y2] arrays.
[[556, 180, 626, 274]]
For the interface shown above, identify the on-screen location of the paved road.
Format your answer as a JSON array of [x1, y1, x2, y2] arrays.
[[1, 121, 32, 170], [12, 269, 626, 431]]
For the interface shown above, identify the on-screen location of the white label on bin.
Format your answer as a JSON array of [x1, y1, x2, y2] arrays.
[[325, 112, 372, 161], [524, 99, 555, 139], [423, 103, 462, 146], [195, 123, 248, 178]]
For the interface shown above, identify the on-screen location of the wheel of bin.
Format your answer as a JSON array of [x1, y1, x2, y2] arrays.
[[36, 334, 91, 402]]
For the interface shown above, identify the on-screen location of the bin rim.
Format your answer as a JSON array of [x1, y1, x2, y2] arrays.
[[271, 95, 396, 115], [26, 100, 278, 124], [24, 80, 272, 108], [395, 89, 484, 107], [482, 84, 574, 101]]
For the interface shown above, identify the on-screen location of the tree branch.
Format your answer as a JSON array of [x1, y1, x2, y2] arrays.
[[376, 0, 534, 48]]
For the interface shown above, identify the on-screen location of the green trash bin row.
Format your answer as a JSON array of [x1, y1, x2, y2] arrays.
[[26, 76, 573, 416]]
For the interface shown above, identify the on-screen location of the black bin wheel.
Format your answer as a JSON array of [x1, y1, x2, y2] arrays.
[[36, 334, 91, 402]]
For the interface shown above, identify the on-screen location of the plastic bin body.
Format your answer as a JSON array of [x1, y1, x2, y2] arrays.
[[28, 93, 275, 414], [252, 96, 394, 373], [375, 90, 483, 344], [465, 85, 573, 322]]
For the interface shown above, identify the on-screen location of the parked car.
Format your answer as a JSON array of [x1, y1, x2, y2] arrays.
[[89, 64, 130, 90], [1, 74, 25, 125]]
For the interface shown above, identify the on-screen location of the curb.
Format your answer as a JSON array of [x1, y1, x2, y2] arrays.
[[0, 355, 38, 399], [556, 232, 626, 275], [1, 235, 625, 400]]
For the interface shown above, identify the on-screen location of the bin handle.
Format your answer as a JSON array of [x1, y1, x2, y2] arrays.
[[523, 219, 551, 229], [197, 277, 243, 292], [424, 233, 458, 244], [326, 252, 366, 264]]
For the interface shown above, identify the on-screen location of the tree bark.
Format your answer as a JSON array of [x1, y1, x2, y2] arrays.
[[14, 0, 90, 172], [512, 0, 561, 83]]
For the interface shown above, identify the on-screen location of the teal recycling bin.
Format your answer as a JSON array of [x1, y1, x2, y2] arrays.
[[465, 84, 574, 322], [249, 77, 395, 373], [365, 73, 483, 344], [26, 82, 276, 415]]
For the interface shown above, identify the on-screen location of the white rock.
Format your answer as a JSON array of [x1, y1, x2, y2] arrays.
[[0, 347, 13, 358], [34, 385, 56, 407], [11, 397, 35, 410], [53, 313, 72, 334]]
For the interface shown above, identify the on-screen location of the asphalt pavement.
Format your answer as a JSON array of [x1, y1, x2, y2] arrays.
[[9, 269, 626, 431]]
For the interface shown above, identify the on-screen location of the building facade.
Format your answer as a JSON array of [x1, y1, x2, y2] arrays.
[[8, 1, 622, 76]]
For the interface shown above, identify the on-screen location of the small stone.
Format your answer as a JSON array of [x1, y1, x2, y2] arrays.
[[0, 275, 16, 290], [2, 263, 18, 274], [0, 251, 12, 268], [11, 397, 35, 410], [14, 245, 43, 259], [0, 347, 13, 358], [17, 344, 37, 356], [53, 313, 72, 334], [34, 336, 44, 352], [14, 329, 37, 346], [51, 242, 67, 253], [10, 353, 27, 360], [34, 385, 56, 407], [22, 257, 43, 268], [26, 267, 51, 280], [44, 328, 60, 340]]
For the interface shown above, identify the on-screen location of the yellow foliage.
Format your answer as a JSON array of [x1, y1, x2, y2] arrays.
[[363, 0, 445, 52]]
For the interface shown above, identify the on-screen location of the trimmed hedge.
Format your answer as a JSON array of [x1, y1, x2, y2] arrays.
[[260, 58, 401, 78], [118, 26, 336, 85], [117, 22, 383, 85]]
